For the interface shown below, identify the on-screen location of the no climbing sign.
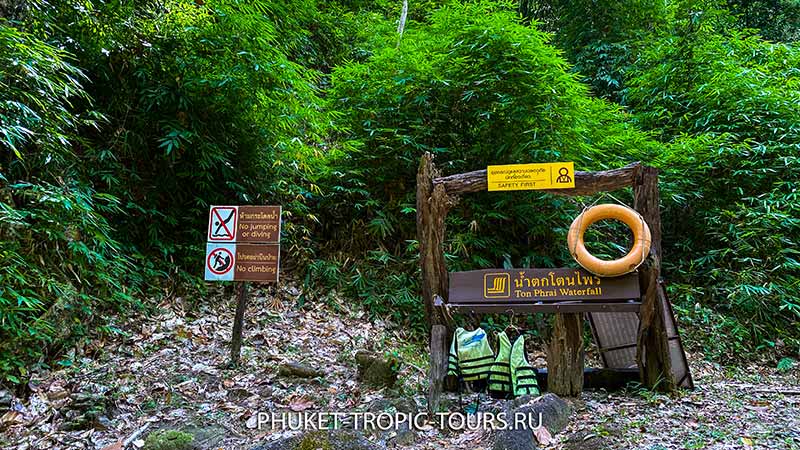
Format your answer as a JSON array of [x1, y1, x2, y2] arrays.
[[205, 243, 279, 282], [204, 205, 281, 282]]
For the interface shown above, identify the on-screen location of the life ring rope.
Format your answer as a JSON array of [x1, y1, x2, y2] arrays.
[[567, 202, 652, 277]]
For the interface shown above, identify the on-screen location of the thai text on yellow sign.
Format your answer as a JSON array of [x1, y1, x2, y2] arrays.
[[486, 162, 575, 191]]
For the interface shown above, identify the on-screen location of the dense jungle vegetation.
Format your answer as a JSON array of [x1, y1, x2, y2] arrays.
[[1, 0, 799, 384]]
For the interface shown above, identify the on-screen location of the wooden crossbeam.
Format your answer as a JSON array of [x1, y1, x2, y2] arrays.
[[433, 162, 641, 196]]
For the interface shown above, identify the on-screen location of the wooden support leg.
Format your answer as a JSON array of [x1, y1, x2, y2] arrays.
[[637, 259, 676, 391], [633, 166, 676, 392], [416, 152, 455, 330], [546, 313, 584, 396], [428, 324, 447, 416]]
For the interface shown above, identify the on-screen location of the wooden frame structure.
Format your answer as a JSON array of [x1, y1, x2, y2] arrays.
[[416, 153, 677, 414]]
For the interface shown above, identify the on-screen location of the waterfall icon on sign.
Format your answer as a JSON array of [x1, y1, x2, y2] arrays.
[[484, 273, 510, 299]]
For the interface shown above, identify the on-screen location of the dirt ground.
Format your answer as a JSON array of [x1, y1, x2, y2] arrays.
[[2, 283, 798, 450]]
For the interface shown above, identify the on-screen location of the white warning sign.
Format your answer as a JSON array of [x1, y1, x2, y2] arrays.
[[205, 243, 236, 281]]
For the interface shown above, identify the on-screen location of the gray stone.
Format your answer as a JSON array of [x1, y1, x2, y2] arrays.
[[367, 398, 416, 415], [563, 431, 609, 450], [185, 425, 226, 450], [355, 351, 379, 371], [491, 394, 572, 450], [278, 362, 324, 379], [251, 430, 383, 450], [492, 428, 537, 450], [60, 392, 107, 431], [355, 351, 399, 389], [95, 415, 114, 430], [390, 426, 417, 447], [0, 390, 12, 407], [366, 397, 418, 446], [516, 393, 571, 434]]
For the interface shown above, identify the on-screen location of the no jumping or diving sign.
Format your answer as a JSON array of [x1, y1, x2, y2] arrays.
[[208, 206, 238, 241], [207, 205, 281, 243]]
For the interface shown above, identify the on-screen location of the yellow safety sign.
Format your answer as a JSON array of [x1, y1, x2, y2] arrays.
[[487, 162, 575, 191]]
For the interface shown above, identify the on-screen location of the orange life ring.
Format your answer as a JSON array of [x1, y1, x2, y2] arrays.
[[567, 204, 652, 277]]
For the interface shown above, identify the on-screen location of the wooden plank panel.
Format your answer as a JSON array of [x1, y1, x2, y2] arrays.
[[586, 283, 694, 389], [536, 368, 640, 391]]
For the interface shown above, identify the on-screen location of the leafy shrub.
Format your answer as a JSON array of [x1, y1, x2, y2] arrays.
[[527, 0, 668, 100], [0, 22, 94, 172], [0, 181, 142, 382], [726, 0, 800, 42], [0, 23, 141, 382], [625, 2, 800, 353], [35, 0, 333, 267], [0, 1, 338, 382]]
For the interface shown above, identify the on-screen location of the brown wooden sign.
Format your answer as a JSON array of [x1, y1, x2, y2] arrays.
[[205, 206, 281, 365], [236, 206, 280, 243], [448, 268, 639, 304], [205, 243, 280, 282], [234, 244, 279, 282]]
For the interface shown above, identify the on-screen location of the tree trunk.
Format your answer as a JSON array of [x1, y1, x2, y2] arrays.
[[396, 0, 408, 47], [546, 313, 584, 396], [633, 166, 675, 392]]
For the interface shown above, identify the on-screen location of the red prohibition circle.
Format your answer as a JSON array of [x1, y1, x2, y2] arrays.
[[206, 247, 234, 275]]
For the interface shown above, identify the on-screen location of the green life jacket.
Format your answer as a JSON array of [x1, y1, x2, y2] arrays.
[[511, 335, 540, 397], [488, 331, 513, 398], [447, 327, 494, 382]]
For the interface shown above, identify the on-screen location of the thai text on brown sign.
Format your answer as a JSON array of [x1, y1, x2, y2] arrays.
[[207, 205, 281, 243], [448, 268, 639, 304], [234, 244, 279, 282], [236, 206, 281, 243]]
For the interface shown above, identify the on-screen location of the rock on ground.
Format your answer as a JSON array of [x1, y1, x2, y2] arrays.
[[143, 429, 195, 450], [251, 430, 384, 450], [492, 393, 572, 450], [367, 397, 419, 447], [355, 351, 399, 389], [278, 362, 325, 379]]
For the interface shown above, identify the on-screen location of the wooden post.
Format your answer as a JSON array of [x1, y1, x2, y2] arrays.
[[230, 282, 250, 366], [427, 324, 447, 415], [633, 166, 675, 392], [546, 313, 585, 396], [416, 153, 454, 329], [417, 153, 457, 414]]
